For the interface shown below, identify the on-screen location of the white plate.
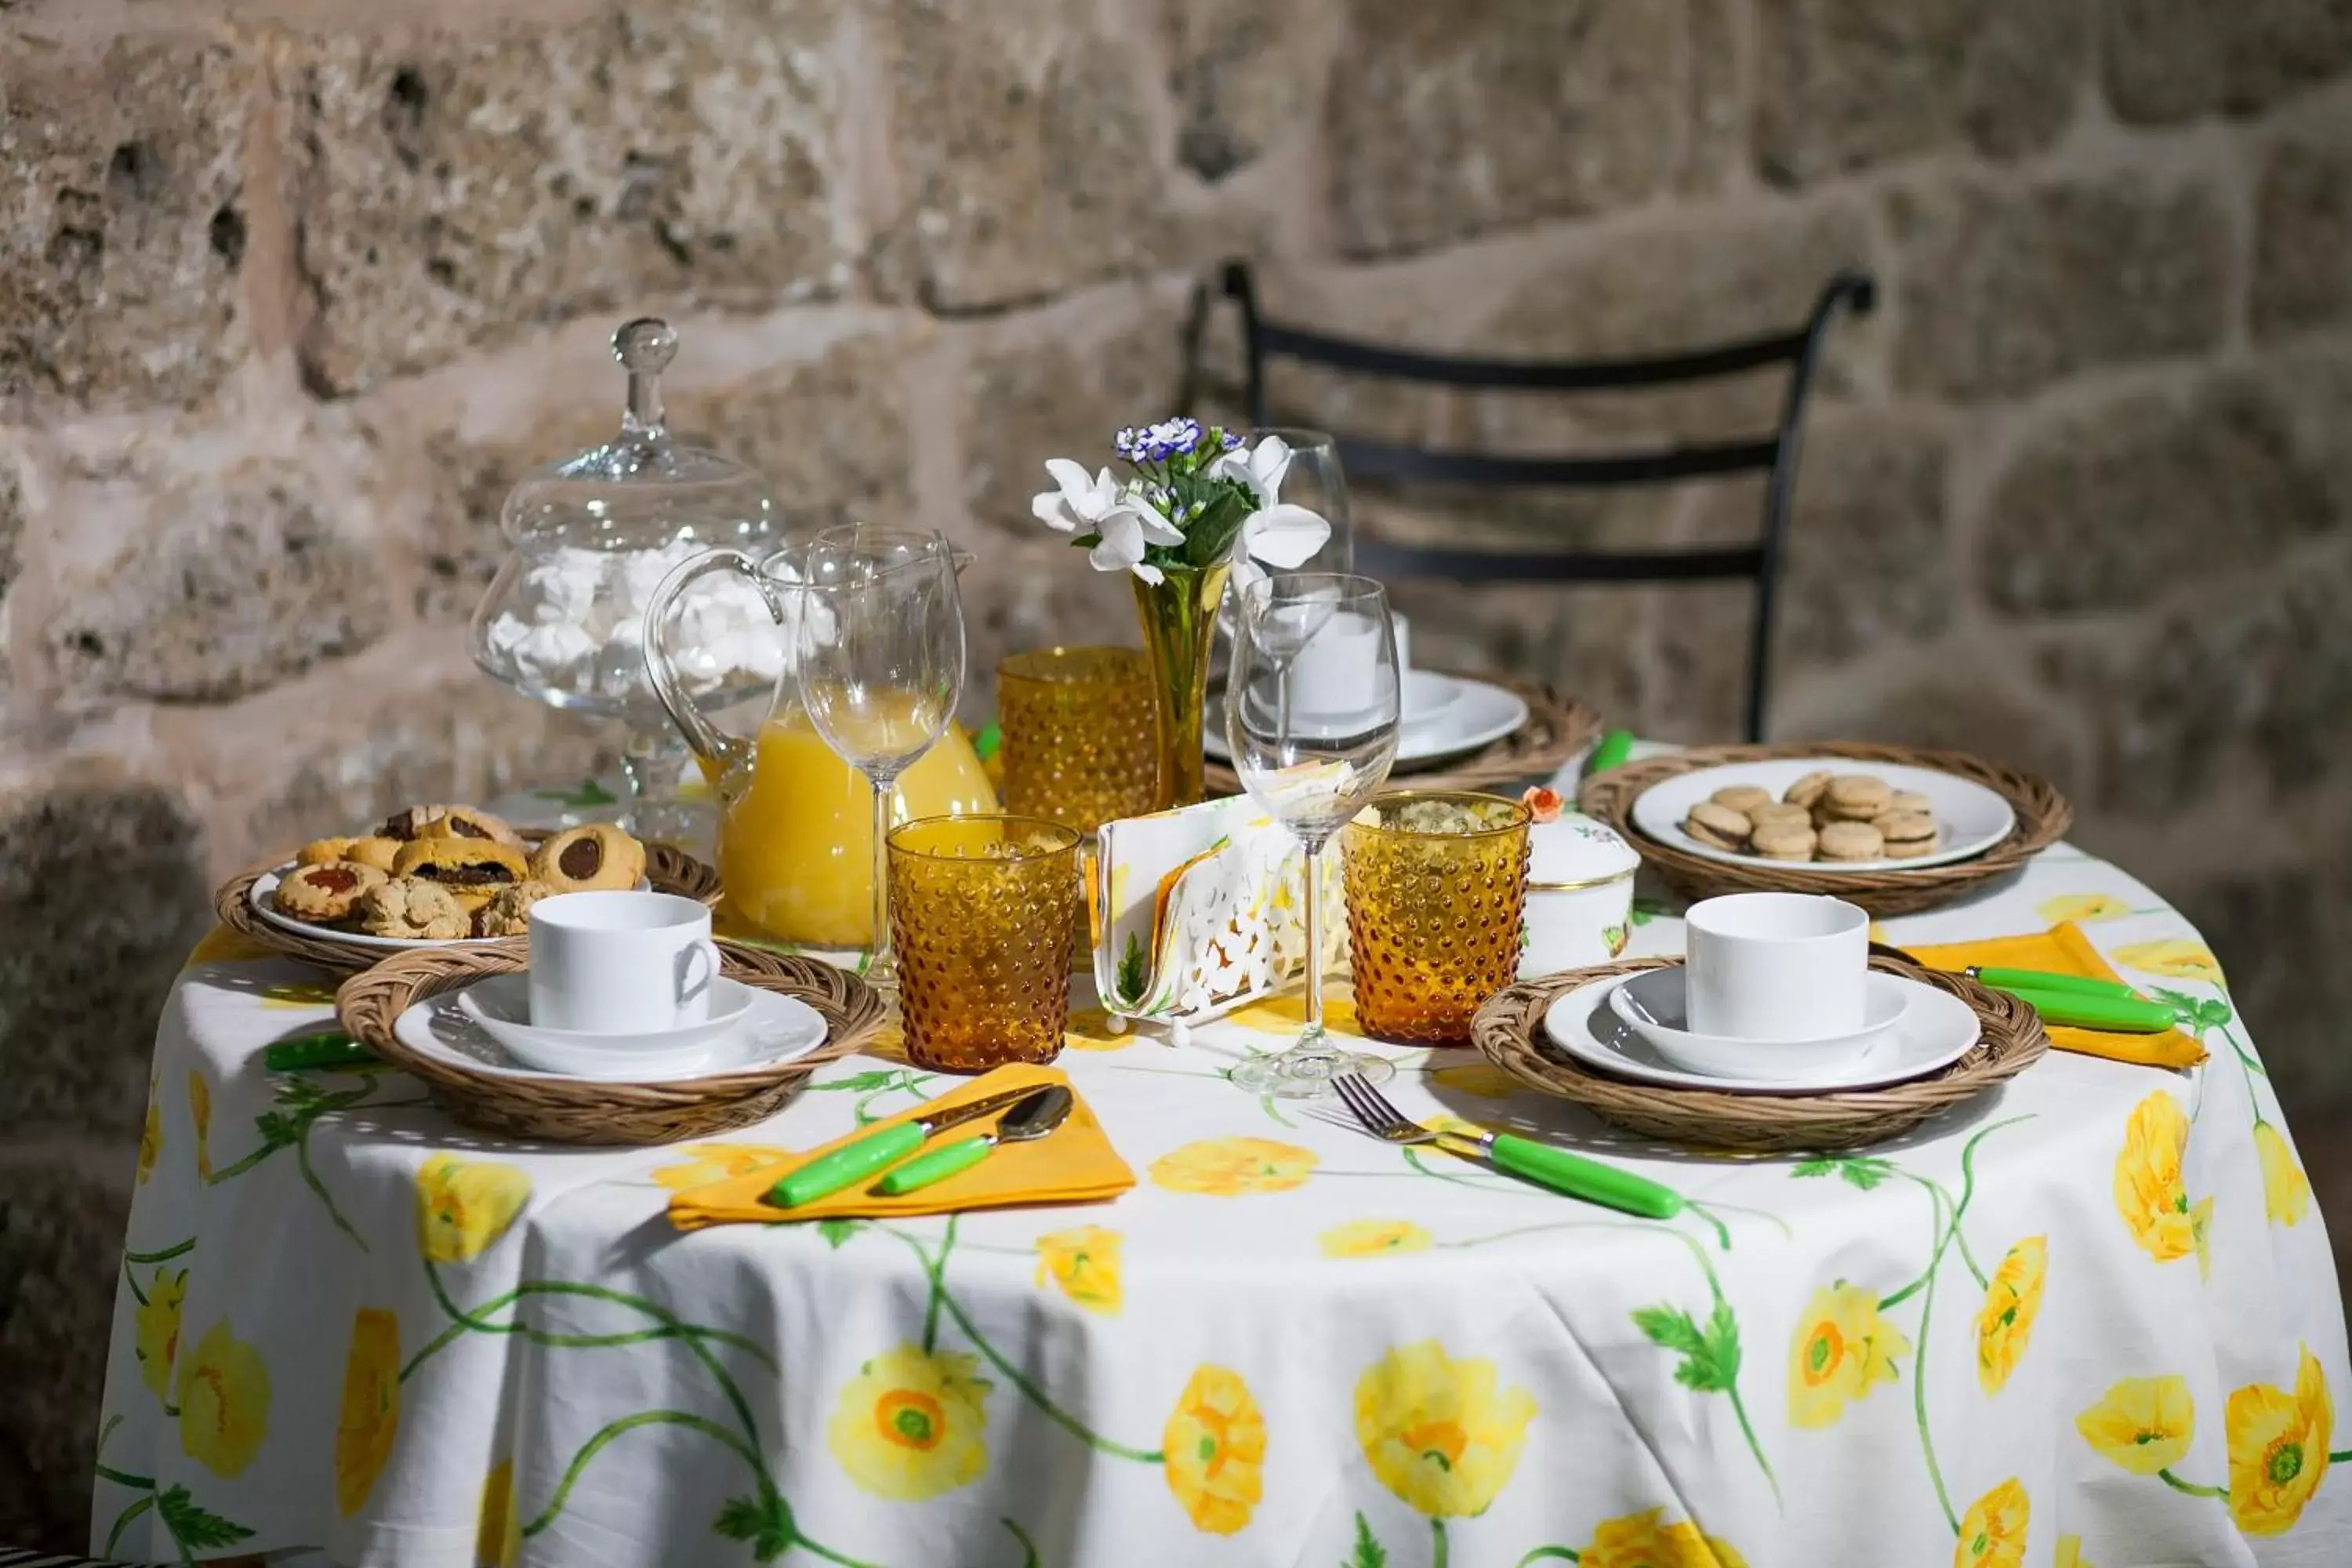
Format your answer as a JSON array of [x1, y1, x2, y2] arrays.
[[1629, 759, 2016, 873], [456, 974, 758, 1076], [1541, 968, 1982, 1094], [251, 865, 649, 950], [1607, 966, 1908, 1082], [395, 981, 829, 1083], [1203, 673, 1529, 768]]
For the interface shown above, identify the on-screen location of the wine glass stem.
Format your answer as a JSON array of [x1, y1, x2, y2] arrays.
[[1290, 839, 1336, 1065], [867, 769, 897, 985]]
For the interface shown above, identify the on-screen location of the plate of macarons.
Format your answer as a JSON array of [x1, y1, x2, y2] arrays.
[[1628, 760, 2017, 873], [252, 804, 654, 949]]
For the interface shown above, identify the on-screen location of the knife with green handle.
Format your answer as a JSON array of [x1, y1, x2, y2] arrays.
[[1439, 1127, 1683, 1218], [1967, 966, 2139, 1000], [767, 1083, 1051, 1208], [1998, 987, 2177, 1034], [874, 1086, 1073, 1196], [1583, 729, 1636, 778], [263, 1030, 379, 1072]]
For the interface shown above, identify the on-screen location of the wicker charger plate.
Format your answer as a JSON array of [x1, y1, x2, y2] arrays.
[[338, 940, 884, 1145], [1472, 956, 2047, 1152], [1206, 671, 1598, 797], [216, 829, 723, 974], [1578, 741, 2073, 917]]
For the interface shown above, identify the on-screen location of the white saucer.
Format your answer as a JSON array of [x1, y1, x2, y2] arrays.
[[1203, 673, 1528, 768], [1541, 968, 1981, 1094], [456, 974, 757, 1076], [396, 979, 828, 1083], [1630, 759, 2016, 873], [1606, 967, 1909, 1082], [251, 866, 651, 950]]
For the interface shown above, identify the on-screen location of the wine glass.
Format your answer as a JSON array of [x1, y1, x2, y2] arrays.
[[797, 528, 967, 987], [1225, 572, 1400, 1097]]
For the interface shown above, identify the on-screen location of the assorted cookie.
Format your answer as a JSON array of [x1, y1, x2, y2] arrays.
[[472, 880, 559, 938], [532, 823, 646, 894], [1680, 772, 1942, 866], [274, 860, 387, 924], [359, 877, 473, 941]]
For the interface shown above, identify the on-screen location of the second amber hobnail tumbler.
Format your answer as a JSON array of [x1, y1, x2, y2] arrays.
[[996, 647, 1159, 833], [887, 815, 1082, 1072], [1341, 792, 1532, 1045]]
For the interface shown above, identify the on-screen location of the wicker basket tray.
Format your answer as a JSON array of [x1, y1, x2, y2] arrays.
[[1577, 741, 2073, 917], [216, 829, 723, 974], [1206, 671, 1598, 798], [1472, 956, 2048, 1152], [337, 940, 884, 1145]]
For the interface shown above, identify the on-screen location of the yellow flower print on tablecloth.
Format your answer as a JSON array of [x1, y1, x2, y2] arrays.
[[335, 1308, 401, 1515], [184, 926, 281, 966], [2255, 1122, 2312, 1227], [2038, 893, 2132, 925], [1151, 1137, 1318, 1196], [1577, 1507, 1748, 1567], [189, 1070, 212, 1181], [477, 1457, 522, 1568], [1428, 1062, 1524, 1100], [1063, 1007, 1134, 1051], [2074, 1374, 2193, 1473], [828, 1345, 991, 1501], [2193, 1197, 2214, 1280], [2227, 1344, 2332, 1537], [176, 1317, 270, 1477], [1788, 1282, 1908, 1428], [1953, 1478, 2028, 1568], [2114, 1092, 2194, 1262], [1321, 1218, 1434, 1258], [416, 1153, 532, 1263], [1161, 1364, 1265, 1534], [652, 1144, 790, 1192], [1036, 1226, 1123, 1315], [134, 1267, 188, 1400], [1975, 1236, 2047, 1394], [137, 1075, 162, 1185], [1355, 1341, 1537, 1518], [2054, 1536, 2091, 1568], [1227, 990, 1359, 1038], [2112, 939, 2223, 985]]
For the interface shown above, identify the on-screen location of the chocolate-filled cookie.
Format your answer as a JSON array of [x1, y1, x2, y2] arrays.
[[393, 837, 530, 911], [274, 860, 387, 924], [379, 804, 458, 841], [530, 824, 647, 894]]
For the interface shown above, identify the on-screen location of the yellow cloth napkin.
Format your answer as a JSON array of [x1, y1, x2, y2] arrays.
[[666, 1064, 1134, 1231], [1900, 922, 2206, 1069]]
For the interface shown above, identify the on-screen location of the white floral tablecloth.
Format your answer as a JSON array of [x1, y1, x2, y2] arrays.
[[97, 784, 2351, 1568]]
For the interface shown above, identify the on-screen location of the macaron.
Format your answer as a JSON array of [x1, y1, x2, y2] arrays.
[[1887, 790, 1934, 816], [1817, 820, 1886, 862], [1875, 811, 1938, 858], [1684, 801, 1752, 851], [1748, 801, 1812, 830], [1710, 784, 1775, 815], [1823, 774, 1893, 820], [1783, 771, 1835, 809], [1750, 822, 1818, 862]]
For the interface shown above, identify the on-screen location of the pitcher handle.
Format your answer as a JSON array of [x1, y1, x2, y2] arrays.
[[641, 549, 784, 786]]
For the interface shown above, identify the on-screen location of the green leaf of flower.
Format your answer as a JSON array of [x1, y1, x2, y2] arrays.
[[1634, 1301, 1740, 1392], [1633, 1303, 1707, 1355], [155, 1484, 254, 1550], [1345, 1510, 1388, 1568], [252, 1110, 301, 1148], [817, 1218, 862, 1250], [1790, 1156, 1893, 1190], [810, 1069, 903, 1094], [1118, 931, 1149, 1000], [714, 1496, 764, 1541], [534, 778, 618, 808]]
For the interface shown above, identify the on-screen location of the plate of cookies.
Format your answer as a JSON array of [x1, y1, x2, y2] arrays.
[[249, 805, 658, 949], [1630, 761, 2016, 873]]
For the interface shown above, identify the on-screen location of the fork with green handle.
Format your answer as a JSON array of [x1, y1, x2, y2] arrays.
[[263, 1030, 379, 1072], [1328, 1072, 1682, 1218], [1872, 947, 2178, 1033]]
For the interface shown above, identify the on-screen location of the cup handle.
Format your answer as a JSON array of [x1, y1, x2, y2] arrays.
[[677, 938, 720, 1011]]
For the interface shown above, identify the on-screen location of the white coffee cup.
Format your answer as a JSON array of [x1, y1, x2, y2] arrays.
[[528, 891, 721, 1035], [1683, 893, 1868, 1041], [1388, 610, 1413, 674]]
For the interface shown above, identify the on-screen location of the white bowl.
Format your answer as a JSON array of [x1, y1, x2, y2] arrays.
[[1606, 966, 1909, 1082], [456, 973, 756, 1078]]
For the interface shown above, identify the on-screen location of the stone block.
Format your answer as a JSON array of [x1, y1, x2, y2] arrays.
[[1650, 582, 1759, 742], [1327, 0, 1686, 259], [958, 292, 1189, 538], [1788, 672, 2086, 800], [39, 452, 393, 703], [281, 2, 850, 395], [1755, 0, 2087, 187], [1382, 575, 1653, 739], [868, 0, 1171, 312], [0, 1160, 131, 1549], [1981, 378, 2334, 617], [0, 449, 21, 602], [2172, 848, 2352, 1113], [2254, 136, 2352, 343], [1889, 175, 2229, 400], [0, 35, 252, 409], [2104, 0, 2352, 124], [1163, 0, 1314, 183], [957, 543, 1143, 721], [0, 768, 210, 1136]]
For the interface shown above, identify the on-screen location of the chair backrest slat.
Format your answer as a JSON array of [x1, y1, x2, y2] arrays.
[[1256, 317, 1816, 390], [1355, 540, 1767, 586], [1337, 434, 1783, 489]]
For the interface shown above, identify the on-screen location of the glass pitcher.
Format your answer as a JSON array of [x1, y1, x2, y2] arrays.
[[642, 536, 997, 950]]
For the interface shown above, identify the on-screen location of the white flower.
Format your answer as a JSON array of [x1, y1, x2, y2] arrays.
[[1031, 459, 1131, 535], [1239, 503, 1330, 569], [1207, 434, 1294, 506], [1087, 487, 1185, 584]]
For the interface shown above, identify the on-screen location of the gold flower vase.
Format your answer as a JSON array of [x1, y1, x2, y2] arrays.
[[1132, 564, 1230, 811]]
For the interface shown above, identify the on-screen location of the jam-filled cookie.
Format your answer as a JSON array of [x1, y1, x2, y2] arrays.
[[358, 877, 472, 941], [471, 880, 558, 938], [393, 837, 531, 912], [417, 806, 526, 848], [530, 823, 646, 893], [274, 860, 387, 924]]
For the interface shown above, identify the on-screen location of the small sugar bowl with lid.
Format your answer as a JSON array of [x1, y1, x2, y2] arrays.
[[1518, 805, 1641, 978]]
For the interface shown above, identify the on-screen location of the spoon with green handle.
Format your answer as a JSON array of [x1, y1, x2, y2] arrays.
[[767, 1082, 1051, 1209], [873, 1085, 1073, 1197]]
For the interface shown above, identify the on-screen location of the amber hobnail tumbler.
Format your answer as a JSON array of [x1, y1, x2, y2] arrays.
[[1341, 792, 1532, 1045], [887, 815, 1083, 1072], [996, 647, 1159, 833]]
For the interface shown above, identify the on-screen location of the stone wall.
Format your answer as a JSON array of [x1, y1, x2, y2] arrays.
[[3, 0, 2349, 1544]]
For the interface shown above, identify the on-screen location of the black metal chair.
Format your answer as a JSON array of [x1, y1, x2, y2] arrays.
[[1219, 261, 1877, 742]]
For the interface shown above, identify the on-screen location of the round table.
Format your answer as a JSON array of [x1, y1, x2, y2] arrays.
[[96, 811, 2352, 1566]]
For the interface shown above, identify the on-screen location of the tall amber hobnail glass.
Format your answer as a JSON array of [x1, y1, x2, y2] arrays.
[[1341, 792, 1532, 1046], [996, 647, 1159, 833], [887, 815, 1082, 1072]]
